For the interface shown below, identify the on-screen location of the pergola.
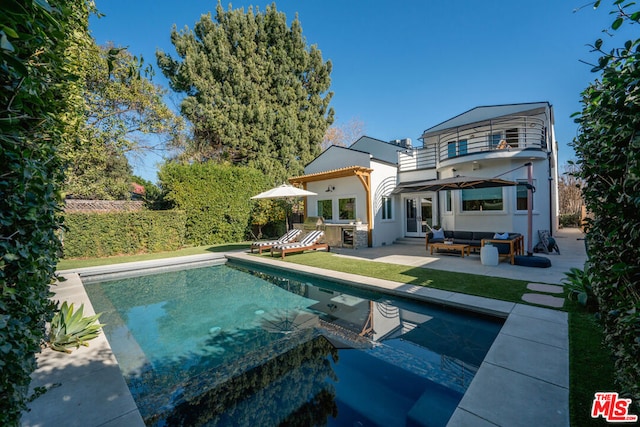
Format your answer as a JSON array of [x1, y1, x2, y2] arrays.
[[289, 165, 373, 246]]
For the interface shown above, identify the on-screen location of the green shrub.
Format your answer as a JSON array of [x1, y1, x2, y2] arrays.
[[159, 162, 268, 245], [559, 213, 581, 228], [62, 210, 186, 258], [572, 1, 640, 407]]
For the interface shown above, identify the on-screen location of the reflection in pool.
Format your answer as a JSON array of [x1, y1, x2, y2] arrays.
[[84, 261, 503, 426]]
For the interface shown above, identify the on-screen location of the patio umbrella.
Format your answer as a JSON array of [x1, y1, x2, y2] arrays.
[[251, 183, 317, 200], [412, 175, 517, 192], [251, 184, 317, 230], [404, 175, 517, 231], [260, 309, 319, 334], [413, 168, 544, 263]]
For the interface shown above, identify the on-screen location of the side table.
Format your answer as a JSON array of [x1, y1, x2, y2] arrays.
[[480, 244, 499, 266]]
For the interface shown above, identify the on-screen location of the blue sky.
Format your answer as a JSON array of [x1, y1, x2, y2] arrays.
[[90, 1, 623, 182]]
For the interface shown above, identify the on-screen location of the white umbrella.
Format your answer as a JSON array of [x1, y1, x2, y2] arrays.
[[251, 184, 316, 199], [251, 184, 317, 231]]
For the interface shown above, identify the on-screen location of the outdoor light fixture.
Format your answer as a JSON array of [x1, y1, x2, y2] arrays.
[[326, 186, 335, 192]]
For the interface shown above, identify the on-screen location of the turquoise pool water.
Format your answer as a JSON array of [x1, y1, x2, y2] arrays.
[[84, 261, 503, 426]]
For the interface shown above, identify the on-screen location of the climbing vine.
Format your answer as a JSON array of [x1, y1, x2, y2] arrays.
[[0, 1, 92, 424]]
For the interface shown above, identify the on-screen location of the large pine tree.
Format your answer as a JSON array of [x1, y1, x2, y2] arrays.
[[157, 3, 334, 183]]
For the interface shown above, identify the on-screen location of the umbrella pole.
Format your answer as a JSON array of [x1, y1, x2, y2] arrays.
[[527, 162, 533, 256]]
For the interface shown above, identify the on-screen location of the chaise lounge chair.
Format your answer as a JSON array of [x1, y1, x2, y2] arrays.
[[250, 228, 302, 254], [270, 230, 329, 258]]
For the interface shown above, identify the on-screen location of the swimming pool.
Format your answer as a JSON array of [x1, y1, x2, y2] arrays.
[[84, 261, 503, 426]]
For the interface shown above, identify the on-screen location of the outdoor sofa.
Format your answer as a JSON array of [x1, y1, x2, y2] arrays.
[[426, 230, 524, 264]]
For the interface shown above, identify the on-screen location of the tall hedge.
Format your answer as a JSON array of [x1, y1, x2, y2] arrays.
[[63, 211, 187, 258], [159, 162, 267, 245], [0, 1, 90, 424], [572, 1, 640, 407]]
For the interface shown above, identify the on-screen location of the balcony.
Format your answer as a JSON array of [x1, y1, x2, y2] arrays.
[[398, 115, 549, 172]]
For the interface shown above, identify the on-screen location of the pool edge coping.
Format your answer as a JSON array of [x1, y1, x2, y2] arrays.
[[26, 251, 568, 427]]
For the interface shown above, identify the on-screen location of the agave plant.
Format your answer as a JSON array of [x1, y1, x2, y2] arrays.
[[563, 267, 598, 309], [48, 301, 104, 353]]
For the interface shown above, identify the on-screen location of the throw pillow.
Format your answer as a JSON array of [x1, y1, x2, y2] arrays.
[[493, 232, 509, 240], [432, 228, 445, 240]]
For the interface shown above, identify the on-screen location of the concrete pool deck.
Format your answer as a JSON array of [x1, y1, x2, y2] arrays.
[[23, 229, 586, 426]]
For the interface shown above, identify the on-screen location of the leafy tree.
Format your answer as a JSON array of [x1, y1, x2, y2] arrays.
[[557, 163, 584, 227], [131, 175, 164, 207], [321, 118, 365, 150], [572, 0, 640, 407], [63, 42, 184, 199], [0, 0, 91, 424], [157, 2, 334, 184]]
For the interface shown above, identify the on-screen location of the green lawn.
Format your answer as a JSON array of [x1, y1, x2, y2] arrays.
[[56, 246, 615, 426]]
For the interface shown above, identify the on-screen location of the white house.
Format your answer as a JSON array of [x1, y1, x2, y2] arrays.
[[290, 102, 559, 250]]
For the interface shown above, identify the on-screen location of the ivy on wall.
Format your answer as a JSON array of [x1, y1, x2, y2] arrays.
[[0, 1, 92, 424]]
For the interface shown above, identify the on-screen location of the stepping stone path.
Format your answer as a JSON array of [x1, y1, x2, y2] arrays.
[[522, 283, 565, 308]]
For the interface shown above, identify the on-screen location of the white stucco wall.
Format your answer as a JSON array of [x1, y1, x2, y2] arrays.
[[370, 161, 401, 247]]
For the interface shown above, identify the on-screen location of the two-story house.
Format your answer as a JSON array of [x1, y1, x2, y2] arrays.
[[289, 102, 559, 249]]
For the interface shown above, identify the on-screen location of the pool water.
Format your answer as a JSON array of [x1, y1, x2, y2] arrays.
[[84, 262, 503, 426]]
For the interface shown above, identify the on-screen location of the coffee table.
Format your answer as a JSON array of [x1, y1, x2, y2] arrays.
[[430, 242, 471, 258]]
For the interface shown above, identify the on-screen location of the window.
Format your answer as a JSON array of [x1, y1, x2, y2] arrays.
[[447, 141, 457, 158], [461, 187, 503, 211], [381, 196, 393, 220], [489, 133, 501, 149], [317, 199, 333, 220], [338, 197, 356, 220], [445, 190, 452, 212], [506, 128, 519, 148], [516, 180, 534, 211], [447, 140, 468, 158], [458, 139, 468, 155]]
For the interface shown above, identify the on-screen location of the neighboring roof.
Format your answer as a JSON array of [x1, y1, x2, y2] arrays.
[[350, 135, 410, 164], [421, 102, 551, 138]]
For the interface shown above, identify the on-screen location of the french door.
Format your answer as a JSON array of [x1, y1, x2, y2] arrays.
[[404, 194, 435, 237]]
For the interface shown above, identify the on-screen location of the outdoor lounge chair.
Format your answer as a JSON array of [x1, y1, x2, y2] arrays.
[[270, 230, 329, 258], [250, 228, 302, 254]]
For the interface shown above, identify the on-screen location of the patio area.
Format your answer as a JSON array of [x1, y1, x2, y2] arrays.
[[329, 228, 587, 287]]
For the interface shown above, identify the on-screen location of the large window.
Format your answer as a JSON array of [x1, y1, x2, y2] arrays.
[[461, 187, 503, 211], [339, 197, 356, 220], [381, 196, 393, 220], [317, 199, 333, 220], [516, 180, 534, 211]]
